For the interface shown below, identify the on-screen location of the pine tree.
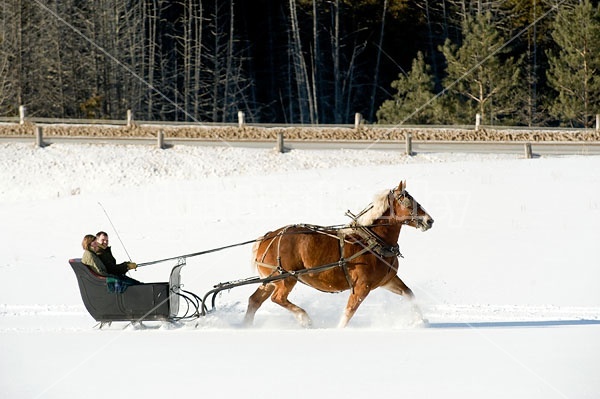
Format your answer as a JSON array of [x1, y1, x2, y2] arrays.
[[376, 51, 440, 124], [440, 11, 522, 125], [546, 0, 600, 128]]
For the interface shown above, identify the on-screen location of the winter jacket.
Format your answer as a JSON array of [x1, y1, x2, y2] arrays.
[[96, 246, 130, 275], [81, 250, 108, 276], [82, 249, 140, 292]]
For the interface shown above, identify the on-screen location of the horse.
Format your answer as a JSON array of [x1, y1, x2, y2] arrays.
[[243, 181, 434, 328]]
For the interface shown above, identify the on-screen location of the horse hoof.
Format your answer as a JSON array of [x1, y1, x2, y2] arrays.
[[296, 314, 313, 328], [409, 316, 429, 328]]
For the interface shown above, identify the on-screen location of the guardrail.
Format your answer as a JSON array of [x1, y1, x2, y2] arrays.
[[2, 106, 599, 132], [2, 128, 600, 158], [1, 107, 599, 158]]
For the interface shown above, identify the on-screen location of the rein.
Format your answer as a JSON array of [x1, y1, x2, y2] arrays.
[[139, 188, 416, 269], [137, 238, 259, 267], [136, 223, 390, 268]]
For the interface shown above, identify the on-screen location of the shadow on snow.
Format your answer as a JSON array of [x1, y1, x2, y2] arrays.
[[426, 319, 600, 329]]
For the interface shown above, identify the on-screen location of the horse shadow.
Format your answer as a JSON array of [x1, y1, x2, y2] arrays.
[[426, 319, 600, 329]]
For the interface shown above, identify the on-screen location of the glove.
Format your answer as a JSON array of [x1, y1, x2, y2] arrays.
[[127, 262, 137, 270]]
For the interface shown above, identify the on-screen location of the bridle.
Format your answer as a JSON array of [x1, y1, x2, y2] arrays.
[[389, 189, 426, 226], [347, 188, 430, 256], [342, 189, 416, 259]]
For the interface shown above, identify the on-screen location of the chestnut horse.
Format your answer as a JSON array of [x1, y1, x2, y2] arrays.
[[244, 181, 434, 328]]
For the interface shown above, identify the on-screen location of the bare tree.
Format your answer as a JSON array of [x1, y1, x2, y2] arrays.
[[311, 0, 320, 123], [288, 0, 315, 123], [0, 0, 20, 115], [196, 0, 254, 122], [368, 0, 388, 122], [10, 0, 68, 117], [331, 0, 341, 123], [174, 0, 204, 121]]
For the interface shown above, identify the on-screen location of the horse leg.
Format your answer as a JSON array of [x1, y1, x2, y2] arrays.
[[270, 279, 312, 327], [338, 285, 371, 328], [381, 275, 414, 298], [381, 275, 426, 325], [244, 283, 276, 326]]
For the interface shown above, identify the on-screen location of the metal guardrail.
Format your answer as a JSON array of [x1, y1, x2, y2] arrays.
[[0, 116, 596, 132], [2, 133, 600, 156], [2, 113, 599, 157]]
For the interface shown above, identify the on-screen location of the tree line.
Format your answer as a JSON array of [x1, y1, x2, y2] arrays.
[[1, 0, 598, 127]]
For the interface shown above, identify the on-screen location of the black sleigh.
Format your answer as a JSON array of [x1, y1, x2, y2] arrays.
[[69, 258, 199, 327]]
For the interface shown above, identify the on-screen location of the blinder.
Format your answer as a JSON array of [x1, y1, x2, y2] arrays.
[[390, 189, 421, 223]]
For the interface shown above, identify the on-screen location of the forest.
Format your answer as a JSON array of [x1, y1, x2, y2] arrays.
[[1, 0, 599, 127]]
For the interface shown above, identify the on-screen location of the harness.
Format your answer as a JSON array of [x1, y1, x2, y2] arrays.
[[252, 189, 426, 293], [253, 201, 399, 292], [254, 225, 380, 294]]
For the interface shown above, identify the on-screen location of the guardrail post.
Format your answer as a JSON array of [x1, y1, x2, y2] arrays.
[[354, 113, 362, 129], [35, 125, 44, 147], [524, 142, 532, 159], [475, 113, 481, 131], [406, 133, 413, 156], [126, 109, 133, 127], [276, 132, 285, 153], [19, 105, 26, 125], [157, 130, 165, 149], [596, 114, 599, 132], [238, 111, 245, 128]]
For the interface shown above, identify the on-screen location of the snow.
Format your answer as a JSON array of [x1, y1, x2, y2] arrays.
[[1, 142, 599, 398]]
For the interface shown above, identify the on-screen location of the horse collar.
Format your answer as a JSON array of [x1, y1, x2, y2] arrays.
[[347, 224, 402, 259]]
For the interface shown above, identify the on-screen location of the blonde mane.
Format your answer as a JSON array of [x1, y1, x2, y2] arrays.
[[355, 190, 390, 226]]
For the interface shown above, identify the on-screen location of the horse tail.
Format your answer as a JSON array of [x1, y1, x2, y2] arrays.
[[250, 236, 262, 272]]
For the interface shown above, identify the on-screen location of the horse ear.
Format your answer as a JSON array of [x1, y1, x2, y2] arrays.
[[398, 180, 406, 191]]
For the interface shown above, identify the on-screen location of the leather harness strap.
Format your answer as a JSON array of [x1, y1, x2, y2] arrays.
[[252, 190, 413, 293], [254, 225, 381, 294]]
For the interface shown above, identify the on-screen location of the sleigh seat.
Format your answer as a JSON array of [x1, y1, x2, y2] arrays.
[[69, 258, 183, 323]]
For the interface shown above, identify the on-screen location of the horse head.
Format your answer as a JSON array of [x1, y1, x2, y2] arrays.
[[389, 181, 434, 231]]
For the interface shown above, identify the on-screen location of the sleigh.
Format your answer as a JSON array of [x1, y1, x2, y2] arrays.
[[69, 258, 197, 326]]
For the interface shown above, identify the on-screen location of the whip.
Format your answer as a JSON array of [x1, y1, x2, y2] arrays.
[[98, 202, 132, 262]]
